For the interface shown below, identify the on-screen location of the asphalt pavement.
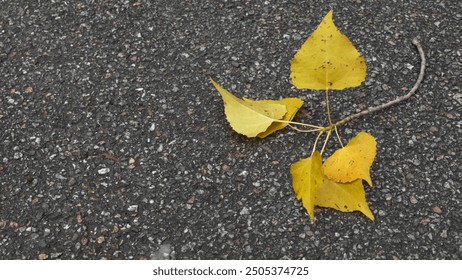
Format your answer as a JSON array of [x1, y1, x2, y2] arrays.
[[0, 0, 460, 259]]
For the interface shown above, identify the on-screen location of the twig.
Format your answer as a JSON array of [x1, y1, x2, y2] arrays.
[[335, 38, 426, 127]]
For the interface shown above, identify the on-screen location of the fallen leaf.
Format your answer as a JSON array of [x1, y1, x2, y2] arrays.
[[323, 131, 376, 185], [290, 151, 323, 220], [290, 10, 367, 90], [210, 78, 303, 138], [251, 97, 304, 138], [315, 177, 374, 221]]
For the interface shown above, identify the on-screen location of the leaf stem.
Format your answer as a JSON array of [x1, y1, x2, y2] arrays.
[[334, 126, 344, 147], [335, 38, 426, 127], [320, 130, 331, 155], [273, 119, 323, 129], [311, 130, 324, 155], [325, 88, 334, 126], [288, 124, 321, 133]]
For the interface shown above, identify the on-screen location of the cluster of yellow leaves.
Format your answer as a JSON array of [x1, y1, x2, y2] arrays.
[[288, 10, 374, 221], [210, 10, 377, 221], [291, 132, 376, 221]]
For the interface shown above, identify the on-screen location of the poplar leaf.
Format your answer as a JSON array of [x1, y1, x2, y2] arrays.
[[323, 131, 376, 185], [290, 151, 323, 220], [290, 10, 367, 90], [251, 97, 304, 138], [315, 177, 374, 221], [210, 78, 303, 138]]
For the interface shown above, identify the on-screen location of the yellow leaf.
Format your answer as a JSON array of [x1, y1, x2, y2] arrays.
[[210, 78, 303, 138], [248, 98, 304, 138], [290, 10, 367, 90], [323, 131, 377, 185], [315, 177, 375, 221], [210, 78, 286, 137], [290, 151, 323, 220]]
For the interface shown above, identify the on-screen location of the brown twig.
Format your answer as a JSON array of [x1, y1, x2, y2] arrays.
[[101, 153, 119, 162], [335, 38, 426, 127]]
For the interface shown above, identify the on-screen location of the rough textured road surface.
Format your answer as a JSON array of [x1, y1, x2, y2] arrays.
[[0, 0, 460, 259]]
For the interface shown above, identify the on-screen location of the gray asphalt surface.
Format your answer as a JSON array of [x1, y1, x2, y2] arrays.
[[0, 0, 460, 259]]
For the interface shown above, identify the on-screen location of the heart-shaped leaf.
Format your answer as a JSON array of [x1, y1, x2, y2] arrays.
[[290, 10, 367, 90], [323, 131, 377, 185]]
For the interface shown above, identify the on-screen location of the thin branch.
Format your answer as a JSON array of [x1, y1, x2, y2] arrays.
[[335, 38, 426, 127]]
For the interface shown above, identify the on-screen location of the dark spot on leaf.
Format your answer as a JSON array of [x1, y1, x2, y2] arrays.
[[344, 205, 348, 209]]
